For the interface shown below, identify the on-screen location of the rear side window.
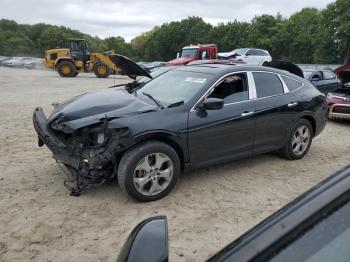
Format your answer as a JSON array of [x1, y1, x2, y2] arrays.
[[323, 71, 336, 80], [281, 76, 303, 91], [248, 49, 267, 56], [253, 72, 284, 98]]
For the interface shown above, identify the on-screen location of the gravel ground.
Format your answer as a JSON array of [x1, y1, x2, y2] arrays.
[[0, 67, 349, 262]]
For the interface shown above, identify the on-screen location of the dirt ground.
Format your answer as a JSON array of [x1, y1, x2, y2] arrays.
[[0, 67, 349, 262]]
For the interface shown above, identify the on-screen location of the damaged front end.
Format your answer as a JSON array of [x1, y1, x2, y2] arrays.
[[33, 107, 132, 196]]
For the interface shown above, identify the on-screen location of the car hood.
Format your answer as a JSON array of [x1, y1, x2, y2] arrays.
[[167, 57, 195, 65], [264, 61, 304, 78], [109, 54, 152, 79], [334, 64, 350, 84], [48, 88, 158, 132]]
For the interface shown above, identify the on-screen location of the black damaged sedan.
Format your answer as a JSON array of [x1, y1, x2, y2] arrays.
[[33, 55, 327, 201]]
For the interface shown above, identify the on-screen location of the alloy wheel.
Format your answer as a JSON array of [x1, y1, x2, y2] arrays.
[[133, 153, 174, 196], [292, 125, 311, 156]]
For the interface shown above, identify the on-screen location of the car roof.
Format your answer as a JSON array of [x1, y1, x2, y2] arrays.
[[174, 64, 299, 78]]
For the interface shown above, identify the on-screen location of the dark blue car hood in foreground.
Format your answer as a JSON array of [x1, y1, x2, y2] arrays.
[[48, 88, 157, 132]]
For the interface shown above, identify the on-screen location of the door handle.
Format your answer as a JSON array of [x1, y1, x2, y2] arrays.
[[241, 111, 255, 117], [288, 102, 298, 107]]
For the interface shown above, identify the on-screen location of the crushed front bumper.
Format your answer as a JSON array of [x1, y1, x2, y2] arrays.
[[328, 104, 350, 120], [33, 107, 80, 169]]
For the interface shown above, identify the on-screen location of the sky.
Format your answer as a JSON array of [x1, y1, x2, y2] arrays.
[[0, 0, 334, 41]]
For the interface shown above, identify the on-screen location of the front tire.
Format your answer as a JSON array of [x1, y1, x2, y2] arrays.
[[93, 62, 111, 78], [117, 141, 180, 202], [279, 119, 313, 160], [57, 61, 77, 77]]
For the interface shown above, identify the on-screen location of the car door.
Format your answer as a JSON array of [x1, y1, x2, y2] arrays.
[[244, 49, 261, 65], [310, 71, 327, 93], [322, 70, 340, 94], [242, 49, 256, 64], [187, 72, 256, 168], [252, 71, 297, 154]]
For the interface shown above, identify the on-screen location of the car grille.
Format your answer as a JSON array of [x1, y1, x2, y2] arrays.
[[332, 106, 350, 114]]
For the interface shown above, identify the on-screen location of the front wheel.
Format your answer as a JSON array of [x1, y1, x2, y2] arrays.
[[93, 62, 111, 78], [279, 119, 313, 160], [117, 141, 180, 202], [57, 61, 77, 77]]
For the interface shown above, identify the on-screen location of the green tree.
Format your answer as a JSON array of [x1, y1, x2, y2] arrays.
[[208, 21, 250, 52], [321, 0, 350, 64]]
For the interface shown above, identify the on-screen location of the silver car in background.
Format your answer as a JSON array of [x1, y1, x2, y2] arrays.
[[218, 48, 272, 65]]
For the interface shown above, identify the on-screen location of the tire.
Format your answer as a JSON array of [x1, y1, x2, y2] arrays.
[[262, 61, 269, 66], [279, 119, 313, 160], [93, 62, 111, 78], [57, 61, 77, 77], [117, 140, 180, 202]]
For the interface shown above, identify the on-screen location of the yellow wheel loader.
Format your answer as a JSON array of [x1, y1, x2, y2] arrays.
[[44, 39, 122, 78]]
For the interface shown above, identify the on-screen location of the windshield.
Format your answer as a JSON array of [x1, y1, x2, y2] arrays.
[[135, 70, 209, 107], [137, 66, 173, 85], [231, 48, 248, 56], [181, 48, 198, 57]]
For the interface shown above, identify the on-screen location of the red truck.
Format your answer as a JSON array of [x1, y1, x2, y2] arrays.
[[167, 44, 218, 65]]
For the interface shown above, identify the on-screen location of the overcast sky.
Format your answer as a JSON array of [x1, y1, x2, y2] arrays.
[[0, 0, 334, 41]]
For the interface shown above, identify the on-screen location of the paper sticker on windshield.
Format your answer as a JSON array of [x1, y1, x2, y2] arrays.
[[185, 77, 207, 84]]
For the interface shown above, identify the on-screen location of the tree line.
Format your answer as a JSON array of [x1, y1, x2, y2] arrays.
[[0, 0, 348, 64]]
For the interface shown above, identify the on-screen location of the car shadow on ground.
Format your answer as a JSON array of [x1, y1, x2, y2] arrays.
[[328, 119, 350, 126], [75, 152, 285, 201]]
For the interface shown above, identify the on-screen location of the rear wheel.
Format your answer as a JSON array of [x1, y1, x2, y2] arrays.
[[117, 140, 180, 202], [279, 119, 313, 160], [57, 61, 77, 77], [93, 62, 111, 78]]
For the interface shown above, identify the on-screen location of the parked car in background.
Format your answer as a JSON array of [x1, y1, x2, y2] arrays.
[[303, 69, 341, 94], [23, 58, 43, 69], [137, 61, 166, 71], [117, 165, 350, 262], [167, 44, 218, 66], [187, 59, 245, 66], [264, 60, 304, 78], [2, 57, 38, 68], [33, 55, 326, 201], [327, 64, 350, 120], [218, 48, 272, 65], [0, 56, 10, 65]]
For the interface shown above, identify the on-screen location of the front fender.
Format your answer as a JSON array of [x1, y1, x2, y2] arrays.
[[133, 130, 189, 166]]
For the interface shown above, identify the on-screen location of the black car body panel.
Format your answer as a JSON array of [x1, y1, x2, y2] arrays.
[[33, 62, 327, 195], [109, 54, 152, 79], [264, 60, 304, 78], [117, 216, 168, 262]]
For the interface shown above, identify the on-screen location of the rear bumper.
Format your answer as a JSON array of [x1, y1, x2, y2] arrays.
[[33, 107, 80, 168], [328, 104, 350, 120]]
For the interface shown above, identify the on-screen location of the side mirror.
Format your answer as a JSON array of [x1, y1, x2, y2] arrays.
[[176, 52, 180, 59], [117, 216, 168, 262], [202, 98, 224, 110], [245, 53, 251, 56]]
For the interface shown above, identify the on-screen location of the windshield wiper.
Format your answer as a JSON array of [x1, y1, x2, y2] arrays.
[[167, 101, 184, 108], [142, 92, 164, 109]]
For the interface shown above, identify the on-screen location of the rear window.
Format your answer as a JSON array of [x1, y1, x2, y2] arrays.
[[281, 76, 303, 91], [253, 72, 284, 98]]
